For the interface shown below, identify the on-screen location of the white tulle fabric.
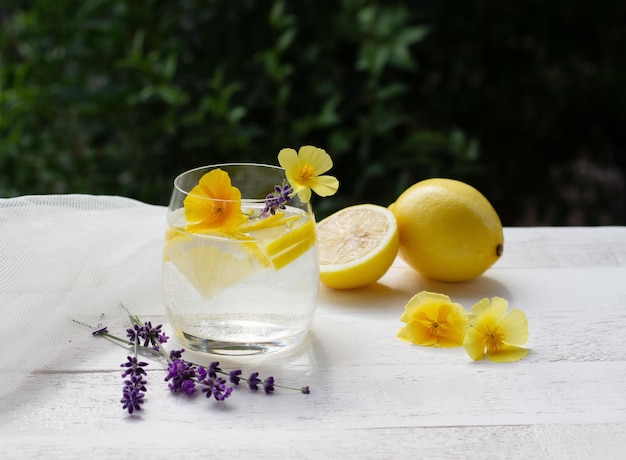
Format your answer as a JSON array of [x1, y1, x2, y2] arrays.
[[0, 194, 166, 401]]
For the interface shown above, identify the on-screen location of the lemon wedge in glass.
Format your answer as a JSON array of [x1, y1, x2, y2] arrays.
[[164, 230, 271, 299], [164, 210, 317, 298]]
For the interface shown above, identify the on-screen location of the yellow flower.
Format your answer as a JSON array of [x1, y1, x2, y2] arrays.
[[183, 168, 247, 232], [397, 291, 469, 348], [463, 297, 529, 362], [277, 145, 339, 203]]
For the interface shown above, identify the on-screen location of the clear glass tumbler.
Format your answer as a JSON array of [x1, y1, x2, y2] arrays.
[[163, 163, 319, 355]]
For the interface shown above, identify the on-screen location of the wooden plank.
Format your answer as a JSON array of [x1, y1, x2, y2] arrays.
[[1, 227, 626, 458], [2, 424, 624, 459]]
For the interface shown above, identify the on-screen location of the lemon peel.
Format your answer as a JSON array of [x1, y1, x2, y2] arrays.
[[263, 218, 316, 270]]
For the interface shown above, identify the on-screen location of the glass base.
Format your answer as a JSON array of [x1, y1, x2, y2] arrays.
[[179, 330, 309, 356]]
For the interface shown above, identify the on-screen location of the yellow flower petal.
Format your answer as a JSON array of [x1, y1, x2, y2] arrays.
[[398, 321, 438, 347], [463, 326, 487, 360], [436, 327, 467, 348], [309, 175, 340, 197], [469, 297, 508, 338], [486, 344, 529, 363], [201, 167, 239, 198], [498, 308, 529, 345], [293, 185, 312, 203], [471, 296, 508, 320], [489, 296, 510, 317], [436, 303, 454, 323], [400, 291, 453, 323], [298, 145, 333, 174], [183, 168, 246, 232], [277, 148, 300, 171]]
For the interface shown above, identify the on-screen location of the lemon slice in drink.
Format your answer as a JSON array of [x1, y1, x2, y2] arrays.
[[164, 230, 270, 299], [165, 211, 317, 298], [316, 204, 399, 289], [237, 209, 317, 270], [241, 213, 316, 271], [238, 211, 298, 233], [264, 218, 316, 270]]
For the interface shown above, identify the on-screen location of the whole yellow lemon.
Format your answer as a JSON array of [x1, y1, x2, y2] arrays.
[[389, 178, 503, 282]]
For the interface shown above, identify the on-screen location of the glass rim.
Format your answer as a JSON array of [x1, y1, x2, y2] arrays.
[[173, 162, 286, 203]]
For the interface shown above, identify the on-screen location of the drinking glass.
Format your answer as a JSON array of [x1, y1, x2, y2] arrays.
[[163, 163, 319, 355]]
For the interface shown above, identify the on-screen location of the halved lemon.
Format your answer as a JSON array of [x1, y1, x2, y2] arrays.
[[316, 204, 399, 289]]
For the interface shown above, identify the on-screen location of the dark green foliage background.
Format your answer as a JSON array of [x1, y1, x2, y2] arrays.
[[1, 0, 625, 224]]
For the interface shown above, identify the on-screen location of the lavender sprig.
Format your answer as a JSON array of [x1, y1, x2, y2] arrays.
[[119, 323, 149, 414], [72, 311, 310, 416], [262, 181, 293, 217], [120, 355, 148, 414], [126, 321, 169, 351], [163, 354, 234, 401], [163, 352, 291, 399]]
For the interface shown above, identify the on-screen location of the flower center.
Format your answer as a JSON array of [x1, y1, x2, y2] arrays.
[[299, 163, 316, 182], [429, 321, 445, 336], [485, 327, 504, 352]]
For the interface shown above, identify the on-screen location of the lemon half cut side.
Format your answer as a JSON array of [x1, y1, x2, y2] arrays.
[[317, 204, 399, 289]]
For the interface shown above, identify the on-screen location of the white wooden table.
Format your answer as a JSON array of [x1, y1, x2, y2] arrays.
[[1, 226, 626, 459]]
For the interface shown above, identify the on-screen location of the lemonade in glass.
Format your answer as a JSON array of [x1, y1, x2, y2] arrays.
[[163, 162, 322, 355]]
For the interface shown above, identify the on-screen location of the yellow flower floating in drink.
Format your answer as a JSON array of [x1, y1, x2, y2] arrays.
[[183, 168, 247, 232]]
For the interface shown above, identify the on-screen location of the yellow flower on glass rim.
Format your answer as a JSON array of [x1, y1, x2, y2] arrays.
[[463, 297, 529, 362], [183, 168, 247, 232], [277, 145, 339, 203], [397, 291, 469, 348]]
